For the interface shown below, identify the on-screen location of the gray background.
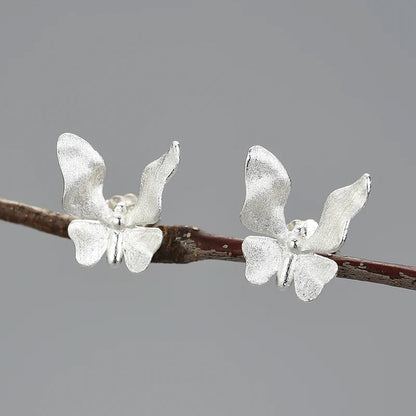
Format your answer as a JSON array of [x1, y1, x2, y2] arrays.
[[0, 1, 415, 415]]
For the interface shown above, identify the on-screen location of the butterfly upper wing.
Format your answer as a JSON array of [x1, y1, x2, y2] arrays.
[[240, 146, 291, 240], [126, 142, 180, 226], [242, 236, 286, 285], [68, 220, 109, 267], [57, 133, 113, 222], [300, 174, 371, 254], [122, 227, 163, 273], [293, 254, 338, 302]]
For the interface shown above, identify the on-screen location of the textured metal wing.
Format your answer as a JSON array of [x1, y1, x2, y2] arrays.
[[127, 142, 180, 226], [57, 133, 113, 222], [293, 254, 338, 302], [242, 236, 285, 285], [67, 220, 109, 267], [122, 227, 163, 273], [240, 146, 291, 240], [300, 174, 371, 254]]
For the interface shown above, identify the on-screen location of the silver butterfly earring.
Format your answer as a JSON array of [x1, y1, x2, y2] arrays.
[[240, 145, 371, 301], [57, 133, 180, 273]]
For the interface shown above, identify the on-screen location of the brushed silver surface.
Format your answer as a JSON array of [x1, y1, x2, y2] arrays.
[[240, 145, 291, 240], [57, 133, 113, 224], [241, 145, 371, 301], [57, 133, 179, 272]]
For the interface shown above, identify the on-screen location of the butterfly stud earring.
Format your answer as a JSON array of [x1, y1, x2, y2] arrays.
[[240, 146, 371, 301], [57, 133, 180, 273]]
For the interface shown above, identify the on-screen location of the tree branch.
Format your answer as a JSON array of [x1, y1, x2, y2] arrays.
[[0, 197, 415, 291]]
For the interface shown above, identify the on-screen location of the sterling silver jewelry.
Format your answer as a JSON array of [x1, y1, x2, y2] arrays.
[[57, 133, 180, 273], [240, 145, 371, 301]]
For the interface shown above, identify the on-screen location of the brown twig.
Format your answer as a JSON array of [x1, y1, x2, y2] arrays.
[[0, 197, 415, 291]]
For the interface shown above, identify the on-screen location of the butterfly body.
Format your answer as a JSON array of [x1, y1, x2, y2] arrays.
[[277, 251, 296, 288], [106, 197, 136, 266], [107, 228, 123, 266], [272, 218, 321, 289]]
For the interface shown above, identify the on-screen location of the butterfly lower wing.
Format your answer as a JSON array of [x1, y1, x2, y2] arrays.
[[67, 220, 109, 267], [242, 236, 285, 285], [122, 227, 163, 273], [57, 133, 113, 222], [293, 254, 338, 301], [301, 174, 371, 254], [127, 142, 180, 226], [240, 146, 291, 239]]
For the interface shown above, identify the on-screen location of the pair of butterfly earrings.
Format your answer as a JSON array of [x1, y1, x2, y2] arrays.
[[57, 133, 371, 301]]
